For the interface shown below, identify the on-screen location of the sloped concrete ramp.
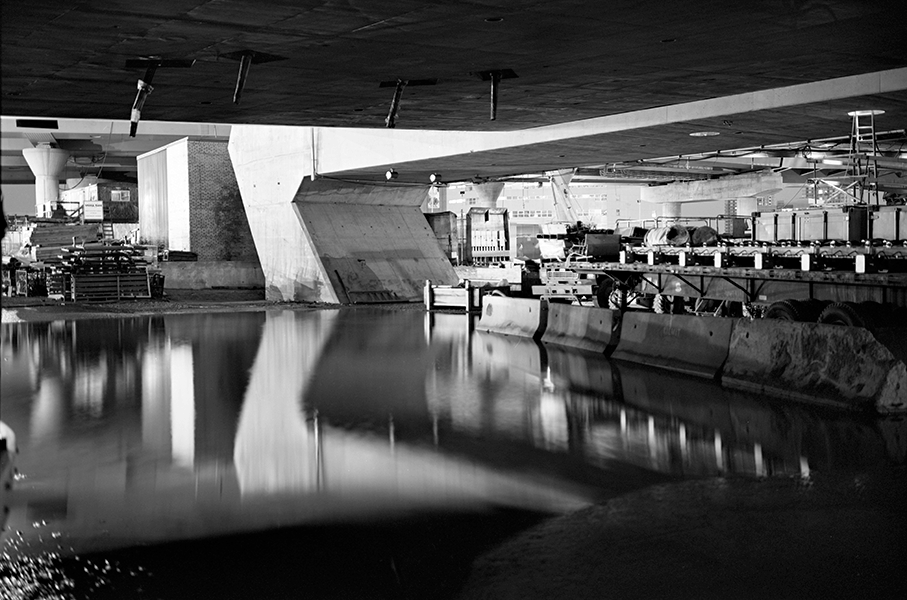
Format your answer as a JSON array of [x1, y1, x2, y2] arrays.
[[228, 125, 457, 302]]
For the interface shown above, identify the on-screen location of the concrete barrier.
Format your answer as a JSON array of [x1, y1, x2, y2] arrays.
[[161, 261, 265, 289], [541, 303, 617, 354], [722, 320, 907, 413], [475, 296, 547, 339], [611, 312, 734, 378]]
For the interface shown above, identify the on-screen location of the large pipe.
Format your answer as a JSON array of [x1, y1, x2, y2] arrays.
[[22, 144, 70, 217]]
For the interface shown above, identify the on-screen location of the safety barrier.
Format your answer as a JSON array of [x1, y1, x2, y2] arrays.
[[541, 302, 617, 354], [722, 319, 907, 413], [469, 300, 907, 412], [475, 296, 547, 339], [610, 312, 734, 378]]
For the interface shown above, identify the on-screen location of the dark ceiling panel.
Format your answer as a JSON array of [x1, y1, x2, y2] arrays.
[[1, 0, 905, 183]]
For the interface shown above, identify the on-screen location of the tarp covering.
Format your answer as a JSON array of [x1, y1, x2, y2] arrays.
[[644, 225, 689, 247]]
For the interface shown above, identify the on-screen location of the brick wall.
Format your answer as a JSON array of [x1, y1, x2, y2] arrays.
[[187, 140, 260, 263]]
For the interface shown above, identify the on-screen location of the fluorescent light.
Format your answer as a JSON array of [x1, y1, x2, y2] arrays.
[[822, 159, 843, 165]]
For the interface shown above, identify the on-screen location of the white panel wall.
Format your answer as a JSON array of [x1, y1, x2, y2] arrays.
[[166, 140, 191, 252]]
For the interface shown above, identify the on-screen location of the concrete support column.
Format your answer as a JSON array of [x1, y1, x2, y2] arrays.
[[22, 144, 70, 217], [660, 202, 682, 218], [473, 182, 504, 208]]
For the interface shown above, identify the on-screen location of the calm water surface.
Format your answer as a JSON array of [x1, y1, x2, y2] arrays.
[[1, 307, 904, 599]]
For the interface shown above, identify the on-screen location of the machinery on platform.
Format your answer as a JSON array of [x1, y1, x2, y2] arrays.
[[529, 113, 907, 328], [527, 209, 907, 329]]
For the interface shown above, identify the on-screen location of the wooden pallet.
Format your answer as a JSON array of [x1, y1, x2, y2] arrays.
[[71, 272, 151, 302], [424, 280, 482, 312]]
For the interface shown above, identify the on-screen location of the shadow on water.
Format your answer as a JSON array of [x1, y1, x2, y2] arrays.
[[22, 509, 549, 600], [2, 308, 905, 599]]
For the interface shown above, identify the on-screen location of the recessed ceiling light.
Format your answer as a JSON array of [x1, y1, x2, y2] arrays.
[[689, 131, 720, 137]]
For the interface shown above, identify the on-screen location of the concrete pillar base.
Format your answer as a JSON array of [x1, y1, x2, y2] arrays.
[[228, 126, 457, 303]]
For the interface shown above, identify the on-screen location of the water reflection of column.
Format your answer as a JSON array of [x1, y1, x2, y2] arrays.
[[142, 337, 171, 455], [170, 344, 195, 468], [714, 431, 725, 472], [800, 456, 810, 479], [754, 442, 765, 477], [233, 311, 338, 496], [647, 416, 657, 464], [30, 375, 67, 441], [679, 423, 688, 463]]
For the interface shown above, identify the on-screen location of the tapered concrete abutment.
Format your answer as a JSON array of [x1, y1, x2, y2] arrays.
[[228, 126, 457, 303]]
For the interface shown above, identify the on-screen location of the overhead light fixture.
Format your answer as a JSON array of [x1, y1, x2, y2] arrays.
[[689, 131, 720, 137], [429, 173, 442, 184], [385, 169, 398, 180], [124, 57, 196, 137], [822, 159, 844, 166]]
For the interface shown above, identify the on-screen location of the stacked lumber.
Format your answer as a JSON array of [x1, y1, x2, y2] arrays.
[[28, 223, 100, 263]]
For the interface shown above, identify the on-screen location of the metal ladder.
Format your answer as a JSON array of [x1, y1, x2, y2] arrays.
[[846, 109, 881, 204]]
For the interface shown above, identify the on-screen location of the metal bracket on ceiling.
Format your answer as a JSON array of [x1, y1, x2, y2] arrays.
[[472, 69, 518, 121], [384, 79, 407, 128], [379, 78, 438, 128], [124, 58, 195, 137], [221, 50, 288, 105]]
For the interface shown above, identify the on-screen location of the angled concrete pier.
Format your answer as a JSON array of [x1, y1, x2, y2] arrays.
[[228, 126, 457, 302]]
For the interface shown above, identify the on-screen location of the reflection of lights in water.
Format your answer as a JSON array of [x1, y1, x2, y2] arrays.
[[714, 431, 724, 472], [0, 531, 149, 598], [754, 443, 765, 477], [538, 392, 568, 451], [542, 366, 555, 392], [800, 456, 811, 480], [389, 415, 396, 452], [679, 423, 687, 460], [73, 362, 107, 418], [647, 416, 658, 464]]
